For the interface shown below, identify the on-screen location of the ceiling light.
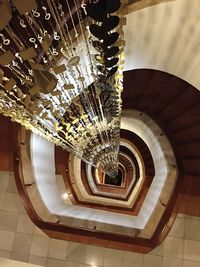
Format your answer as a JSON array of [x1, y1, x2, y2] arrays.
[[62, 192, 69, 200]]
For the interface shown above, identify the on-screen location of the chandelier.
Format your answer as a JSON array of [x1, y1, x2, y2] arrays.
[[0, 0, 126, 178]]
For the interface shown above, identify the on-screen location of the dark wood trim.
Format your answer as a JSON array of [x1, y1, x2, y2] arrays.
[[13, 123, 181, 253]]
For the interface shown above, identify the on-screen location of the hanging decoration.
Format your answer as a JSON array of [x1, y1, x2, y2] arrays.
[[0, 0, 126, 178]]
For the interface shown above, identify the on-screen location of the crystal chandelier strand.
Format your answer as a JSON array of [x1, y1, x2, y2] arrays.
[[0, 0, 125, 178], [70, 0, 114, 156], [65, 1, 120, 178], [78, 0, 123, 178]]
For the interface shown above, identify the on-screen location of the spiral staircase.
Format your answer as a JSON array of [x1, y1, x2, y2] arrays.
[[0, 0, 200, 254]]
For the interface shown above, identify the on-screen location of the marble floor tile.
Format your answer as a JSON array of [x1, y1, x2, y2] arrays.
[[184, 239, 200, 262], [0, 230, 15, 251], [163, 237, 184, 259], [85, 245, 104, 267], [30, 235, 50, 257], [104, 248, 123, 267], [48, 238, 68, 260], [16, 214, 34, 234]]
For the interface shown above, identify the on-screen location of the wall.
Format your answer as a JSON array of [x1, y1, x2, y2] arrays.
[[0, 171, 200, 267]]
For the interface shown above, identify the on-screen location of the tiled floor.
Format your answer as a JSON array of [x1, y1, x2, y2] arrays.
[[0, 171, 200, 267]]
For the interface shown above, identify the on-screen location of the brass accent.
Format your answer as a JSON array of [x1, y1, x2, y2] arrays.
[[68, 56, 80, 66], [13, 0, 37, 15], [4, 78, 16, 92], [0, 1, 12, 30], [53, 64, 66, 75], [64, 84, 75, 90], [33, 69, 57, 94], [0, 50, 15, 65], [19, 47, 37, 60]]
